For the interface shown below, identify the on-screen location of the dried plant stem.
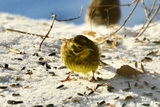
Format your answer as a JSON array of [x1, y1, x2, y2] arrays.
[[6, 28, 46, 38], [134, 0, 158, 37], [141, 0, 149, 20], [39, 6, 83, 51], [110, 0, 140, 35], [39, 14, 56, 51], [135, 3, 160, 38]]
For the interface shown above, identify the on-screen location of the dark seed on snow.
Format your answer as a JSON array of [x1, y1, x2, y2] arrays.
[[13, 58, 23, 61], [38, 62, 46, 66], [33, 53, 39, 56], [151, 86, 156, 90], [114, 96, 120, 100], [88, 91, 94, 96], [39, 57, 44, 60], [12, 93, 20, 97], [107, 85, 114, 92], [122, 88, 131, 92], [4, 64, 9, 68], [142, 104, 150, 106], [45, 63, 51, 69], [7, 100, 23, 104], [46, 104, 54, 107], [99, 101, 105, 105], [48, 52, 56, 56], [58, 66, 66, 69], [33, 105, 43, 107], [21, 67, 26, 70], [56, 85, 64, 89], [77, 93, 84, 96], [144, 81, 149, 86], [0, 86, 8, 89]]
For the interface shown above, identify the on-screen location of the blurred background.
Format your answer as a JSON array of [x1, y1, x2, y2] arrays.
[[0, 0, 159, 27]]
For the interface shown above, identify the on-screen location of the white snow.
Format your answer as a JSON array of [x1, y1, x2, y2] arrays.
[[0, 12, 160, 107]]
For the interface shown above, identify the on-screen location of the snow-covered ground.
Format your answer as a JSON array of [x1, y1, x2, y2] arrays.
[[0, 12, 160, 107]]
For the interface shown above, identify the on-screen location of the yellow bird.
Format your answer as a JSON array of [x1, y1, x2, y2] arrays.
[[60, 35, 100, 82]]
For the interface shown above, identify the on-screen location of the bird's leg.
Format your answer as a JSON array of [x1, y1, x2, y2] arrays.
[[61, 71, 73, 82], [90, 71, 97, 82]]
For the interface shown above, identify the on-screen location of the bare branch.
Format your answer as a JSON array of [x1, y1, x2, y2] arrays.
[[135, 3, 160, 37], [56, 5, 83, 22], [6, 28, 46, 38], [141, 0, 149, 20], [110, 0, 140, 35], [39, 13, 56, 51]]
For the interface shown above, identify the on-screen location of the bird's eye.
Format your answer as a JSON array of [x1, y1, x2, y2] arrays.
[[78, 46, 82, 49]]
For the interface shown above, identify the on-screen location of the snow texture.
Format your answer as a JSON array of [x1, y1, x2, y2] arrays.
[[0, 12, 160, 107]]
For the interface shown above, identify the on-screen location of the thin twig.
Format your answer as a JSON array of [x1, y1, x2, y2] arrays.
[[141, 0, 149, 20], [39, 6, 84, 51], [56, 6, 84, 22], [148, 0, 157, 17], [110, 0, 140, 35], [6, 28, 46, 38], [135, 3, 160, 37], [39, 13, 56, 51], [134, 0, 157, 37]]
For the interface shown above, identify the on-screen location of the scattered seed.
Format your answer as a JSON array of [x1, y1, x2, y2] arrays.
[[107, 85, 114, 92], [127, 82, 131, 88], [58, 66, 67, 69], [48, 72, 56, 76], [142, 104, 150, 106], [135, 61, 138, 68], [147, 50, 158, 56], [100, 55, 105, 58], [122, 88, 131, 92], [33, 52, 39, 56], [44, 63, 51, 69], [56, 85, 64, 89], [8, 47, 23, 54], [25, 70, 33, 75], [152, 40, 160, 44], [122, 103, 126, 107], [88, 91, 94, 96], [99, 101, 106, 105], [86, 86, 93, 91], [39, 57, 44, 60], [134, 83, 138, 87], [13, 58, 23, 61], [4, 63, 9, 68], [46, 104, 54, 107], [114, 96, 120, 100], [21, 67, 26, 70], [7, 100, 23, 105], [33, 105, 43, 107], [73, 98, 80, 103], [144, 81, 149, 86], [124, 95, 134, 100], [141, 57, 152, 62], [38, 61, 46, 66], [0, 86, 8, 89], [77, 93, 84, 96], [143, 93, 152, 96], [96, 83, 108, 89], [48, 52, 56, 56], [16, 76, 20, 81], [12, 93, 20, 97], [9, 83, 20, 87], [54, 67, 57, 69], [151, 86, 156, 90]]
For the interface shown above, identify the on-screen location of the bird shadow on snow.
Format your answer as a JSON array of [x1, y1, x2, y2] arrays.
[[91, 70, 160, 106]]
